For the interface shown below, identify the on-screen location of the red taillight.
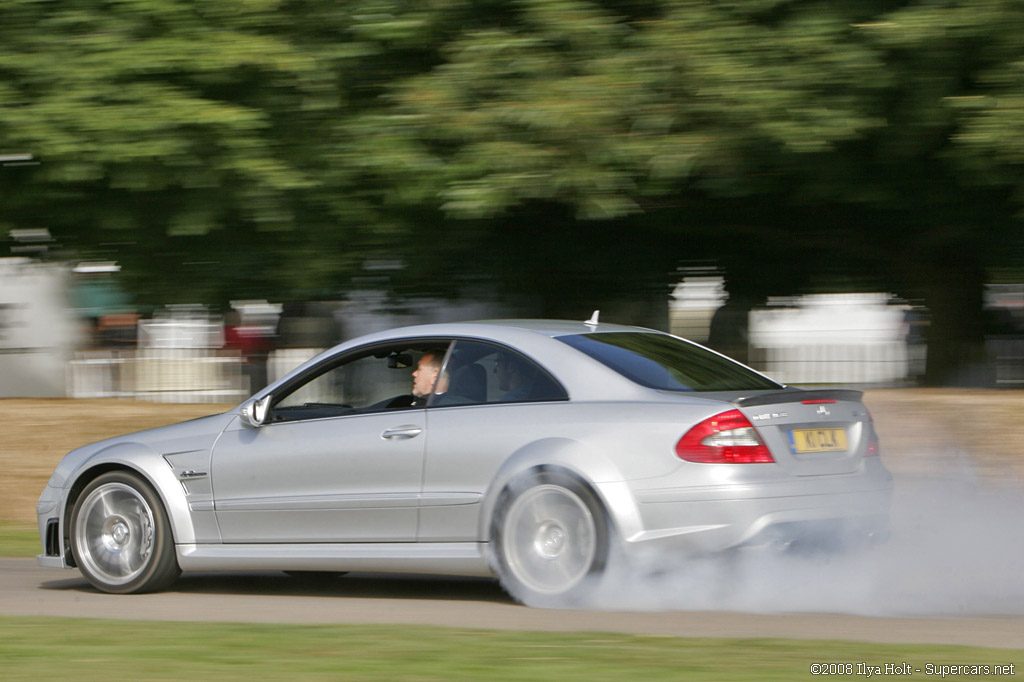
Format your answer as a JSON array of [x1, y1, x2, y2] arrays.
[[801, 399, 837, 405], [860, 407, 880, 457], [866, 423, 880, 457], [675, 409, 774, 464]]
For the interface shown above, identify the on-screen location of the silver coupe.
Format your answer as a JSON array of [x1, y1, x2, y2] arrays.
[[37, 318, 892, 605]]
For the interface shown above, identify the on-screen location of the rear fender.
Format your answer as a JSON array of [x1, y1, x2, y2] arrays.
[[478, 438, 643, 545]]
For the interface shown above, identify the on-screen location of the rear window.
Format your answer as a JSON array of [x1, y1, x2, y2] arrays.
[[557, 332, 781, 392]]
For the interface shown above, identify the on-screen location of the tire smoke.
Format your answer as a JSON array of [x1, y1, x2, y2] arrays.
[[582, 464, 1024, 616]]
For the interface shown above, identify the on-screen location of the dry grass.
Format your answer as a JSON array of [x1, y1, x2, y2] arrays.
[[864, 389, 1024, 483], [0, 399, 230, 525], [2, 391, 1023, 526]]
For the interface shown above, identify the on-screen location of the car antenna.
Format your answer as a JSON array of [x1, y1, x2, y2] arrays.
[[585, 310, 600, 326]]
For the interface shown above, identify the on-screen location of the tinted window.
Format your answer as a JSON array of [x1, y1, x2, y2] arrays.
[[558, 332, 780, 392], [430, 340, 568, 406], [270, 342, 452, 422]]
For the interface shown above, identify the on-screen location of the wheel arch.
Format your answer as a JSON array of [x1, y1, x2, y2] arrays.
[[62, 443, 195, 565], [477, 438, 644, 548]]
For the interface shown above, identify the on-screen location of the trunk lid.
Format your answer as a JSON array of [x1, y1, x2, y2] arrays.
[[733, 389, 875, 476]]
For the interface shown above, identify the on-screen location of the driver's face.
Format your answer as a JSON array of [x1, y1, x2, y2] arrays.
[[411, 354, 440, 398]]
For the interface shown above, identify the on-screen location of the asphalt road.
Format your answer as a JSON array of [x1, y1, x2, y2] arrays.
[[3, 559, 1022, 650]]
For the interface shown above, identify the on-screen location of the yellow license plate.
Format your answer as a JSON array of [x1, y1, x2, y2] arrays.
[[790, 428, 847, 453]]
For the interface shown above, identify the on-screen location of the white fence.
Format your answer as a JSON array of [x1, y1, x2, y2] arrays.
[[752, 343, 912, 385], [748, 293, 916, 386], [267, 348, 323, 385], [66, 347, 325, 403], [989, 338, 1024, 386], [67, 349, 249, 403]]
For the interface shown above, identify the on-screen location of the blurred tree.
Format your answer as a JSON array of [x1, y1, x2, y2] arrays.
[[348, 0, 893, 325], [358, 0, 1024, 383], [3, 0, 1024, 383], [844, 0, 1024, 383], [0, 0, 394, 301]]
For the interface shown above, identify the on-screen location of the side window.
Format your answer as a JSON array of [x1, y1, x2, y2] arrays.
[[430, 340, 567, 407], [270, 341, 452, 422]]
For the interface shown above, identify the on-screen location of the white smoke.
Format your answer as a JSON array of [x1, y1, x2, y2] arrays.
[[581, 462, 1024, 616]]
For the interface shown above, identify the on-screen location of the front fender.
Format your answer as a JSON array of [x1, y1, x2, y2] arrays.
[[65, 441, 197, 545]]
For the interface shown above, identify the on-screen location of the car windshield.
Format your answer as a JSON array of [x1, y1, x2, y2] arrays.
[[557, 332, 781, 392]]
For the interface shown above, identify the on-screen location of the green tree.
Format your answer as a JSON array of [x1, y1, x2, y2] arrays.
[[4, 0, 1024, 384], [357, 0, 1024, 382]]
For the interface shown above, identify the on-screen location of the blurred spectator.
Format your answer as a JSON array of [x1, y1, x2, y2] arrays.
[[225, 309, 275, 392], [708, 277, 763, 365], [276, 301, 340, 349], [96, 312, 139, 347]]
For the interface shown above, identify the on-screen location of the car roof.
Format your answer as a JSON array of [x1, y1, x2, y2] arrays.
[[363, 319, 660, 340], [478, 319, 659, 336]]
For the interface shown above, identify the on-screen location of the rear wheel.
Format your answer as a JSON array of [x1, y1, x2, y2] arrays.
[[70, 471, 180, 594], [490, 470, 609, 606]]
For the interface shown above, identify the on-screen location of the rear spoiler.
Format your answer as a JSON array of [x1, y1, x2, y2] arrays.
[[734, 389, 864, 408]]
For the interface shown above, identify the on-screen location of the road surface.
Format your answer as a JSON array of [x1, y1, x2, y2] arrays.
[[2, 559, 1022, 649]]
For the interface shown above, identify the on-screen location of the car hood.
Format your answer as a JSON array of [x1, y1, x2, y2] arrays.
[[47, 411, 236, 489]]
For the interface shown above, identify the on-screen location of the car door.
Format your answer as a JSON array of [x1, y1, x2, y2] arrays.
[[212, 341, 449, 543], [419, 340, 570, 542]]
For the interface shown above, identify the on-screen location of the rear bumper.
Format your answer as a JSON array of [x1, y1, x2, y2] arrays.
[[623, 466, 893, 554]]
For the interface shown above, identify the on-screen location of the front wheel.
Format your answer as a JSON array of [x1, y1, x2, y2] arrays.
[[70, 471, 180, 594], [490, 470, 609, 607]]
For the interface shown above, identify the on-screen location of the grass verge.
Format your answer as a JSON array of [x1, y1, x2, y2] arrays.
[[0, 522, 38, 557], [0, 617, 1019, 681]]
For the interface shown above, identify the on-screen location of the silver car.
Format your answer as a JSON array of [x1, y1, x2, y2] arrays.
[[37, 319, 892, 605]]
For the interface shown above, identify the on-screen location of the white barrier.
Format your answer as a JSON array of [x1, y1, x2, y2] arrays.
[[267, 348, 324, 384], [989, 338, 1024, 386], [67, 349, 248, 403], [749, 293, 913, 385], [755, 342, 910, 385]]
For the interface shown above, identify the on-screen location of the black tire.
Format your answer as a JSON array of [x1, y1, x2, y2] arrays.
[[490, 469, 609, 607], [70, 470, 180, 594]]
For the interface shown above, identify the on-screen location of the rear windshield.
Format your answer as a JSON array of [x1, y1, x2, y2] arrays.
[[557, 332, 781, 392]]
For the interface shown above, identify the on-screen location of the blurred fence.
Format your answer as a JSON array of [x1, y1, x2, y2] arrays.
[[67, 349, 249, 403], [267, 348, 322, 385], [65, 347, 326, 403], [749, 343, 914, 386], [747, 293, 918, 386], [990, 338, 1024, 387]]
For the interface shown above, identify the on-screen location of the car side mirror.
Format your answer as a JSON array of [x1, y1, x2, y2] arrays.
[[240, 395, 271, 427]]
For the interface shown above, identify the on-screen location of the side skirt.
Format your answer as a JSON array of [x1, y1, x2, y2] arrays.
[[176, 542, 494, 577]]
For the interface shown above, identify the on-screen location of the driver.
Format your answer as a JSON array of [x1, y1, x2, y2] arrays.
[[410, 349, 449, 406]]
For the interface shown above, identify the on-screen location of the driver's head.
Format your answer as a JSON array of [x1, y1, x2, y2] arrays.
[[412, 349, 447, 397]]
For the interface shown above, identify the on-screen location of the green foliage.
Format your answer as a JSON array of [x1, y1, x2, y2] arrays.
[[361, 1, 889, 220], [2, 0, 1024, 311]]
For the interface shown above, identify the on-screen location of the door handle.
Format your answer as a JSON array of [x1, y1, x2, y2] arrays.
[[381, 425, 423, 440]]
